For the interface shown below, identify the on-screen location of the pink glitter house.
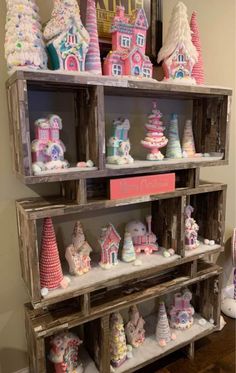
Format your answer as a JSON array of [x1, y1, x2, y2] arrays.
[[99, 224, 121, 269], [103, 6, 153, 78]]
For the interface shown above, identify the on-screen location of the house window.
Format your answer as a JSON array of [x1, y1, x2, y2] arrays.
[[143, 68, 151, 78], [178, 54, 184, 62], [67, 34, 78, 46], [133, 66, 140, 76], [39, 129, 48, 140], [112, 64, 122, 76], [51, 129, 59, 141], [136, 34, 145, 46], [121, 36, 131, 48]]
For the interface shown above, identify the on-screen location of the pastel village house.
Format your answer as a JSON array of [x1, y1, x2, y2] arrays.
[[103, 6, 153, 78], [44, 3, 90, 72], [31, 115, 66, 164], [99, 224, 121, 269]]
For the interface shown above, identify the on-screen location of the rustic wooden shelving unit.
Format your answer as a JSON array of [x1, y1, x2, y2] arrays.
[[7, 69, 232, 373]]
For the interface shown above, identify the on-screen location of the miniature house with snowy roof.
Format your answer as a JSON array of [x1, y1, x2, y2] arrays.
[[169, 288, 195, 329], [44, 0, 90, 72], [99, 224, 121, 269], [103, 6, 153, 78], [157, 2, 198, 83]]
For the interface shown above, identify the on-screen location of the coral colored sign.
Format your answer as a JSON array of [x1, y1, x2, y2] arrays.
[[110, 174, 175, 200]]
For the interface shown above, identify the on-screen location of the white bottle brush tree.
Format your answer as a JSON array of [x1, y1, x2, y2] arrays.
[[5, 0, 47, 72]]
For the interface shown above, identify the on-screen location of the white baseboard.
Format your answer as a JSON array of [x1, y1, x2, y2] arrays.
[[14, 368, 29, 373]]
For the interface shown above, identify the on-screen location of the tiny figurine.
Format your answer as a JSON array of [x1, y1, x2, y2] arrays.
[[110, 312, 127, 367], [182, 120, 196, 158], [156, 302, 176, 347], [165, 114, 182, 159], [185, 205, 199, 250], [107, 118, 134, 165], [103, 6, 153, 78], [190, 11, 205, 85], [125, 305, 145, 348], [99, 223, 121, 269], [122, 232, 136, 263], [40, 218, 69, 294], [126, 216, 158, 255], [85, 0, 102, 74], [5, 0, 47, 72], [169, 289, 195, 329], [31, 115, 69, 174], [157, 2, 198, 84], [65, 221, 92, 276], [76, 160, 94, 168], [48, 331, 83, 373], [44, 0, 90, 72], [141, 102, 168, 161]]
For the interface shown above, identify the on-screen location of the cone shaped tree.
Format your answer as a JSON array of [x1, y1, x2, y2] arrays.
[[166, 114, 182, 159], [190, 11, 205, 85], [110, 312, 127, 367], [5, 0, 47, 72], [156, 302, 174, 347], [85, 0, 102, 74], [182, 120, 196, 157], [40, 217, 64, 290]]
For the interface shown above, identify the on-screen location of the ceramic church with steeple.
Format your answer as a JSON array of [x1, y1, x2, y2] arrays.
[[103, 6, 153, 78]]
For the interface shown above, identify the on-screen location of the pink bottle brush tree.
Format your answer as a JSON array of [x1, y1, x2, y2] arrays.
[[190, 11, 205, 85], [85, 0, 102, 74]]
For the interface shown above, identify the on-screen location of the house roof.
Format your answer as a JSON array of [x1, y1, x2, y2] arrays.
[[113, 118, 130, 131], [111, 6, 149, 34], [157, 2, 198, 63], [44, 0, 90, 44], [130, 8, 148, 30], [122, 46, 151, 63]]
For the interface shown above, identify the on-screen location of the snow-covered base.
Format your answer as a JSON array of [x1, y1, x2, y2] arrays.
[[107, 156, 134, 165], [32, 165, 98, 176], [99, 261, 119, 270], [147, 152, 164, 161], [115, 314, 214, 373], [162, 77, 196, 85], [184, 242, 221, 257], [170, 318, 194, 330]]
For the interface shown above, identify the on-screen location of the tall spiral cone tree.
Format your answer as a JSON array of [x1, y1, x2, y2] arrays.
[[85, 0, 102, 74], [156, 302, 175, 347], [190, 11, 205, 85], [39, 217, 64, 291]]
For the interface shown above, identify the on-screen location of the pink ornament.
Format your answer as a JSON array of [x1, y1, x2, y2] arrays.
[[103, 6, 153, 78], [65, 221, 92, 276], [48, 331, 83, 373], [126, 216, 158, 255], [85, 0, 102, 74], [169, 289, 195, 329], [190, 11, 205, 85], [39, 218, 65, 291], [99, 224, 121, 269], [141, 102, 168, 161], [157, 2, 198, 84]]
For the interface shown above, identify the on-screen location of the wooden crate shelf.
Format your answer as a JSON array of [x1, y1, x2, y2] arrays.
[[25, 263, 222, 373], [6, 70, 232, 184]]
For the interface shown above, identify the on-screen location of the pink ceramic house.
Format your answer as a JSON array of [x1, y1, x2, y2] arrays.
[[103, 6, 153, 78], [99, 224, 121, 269]]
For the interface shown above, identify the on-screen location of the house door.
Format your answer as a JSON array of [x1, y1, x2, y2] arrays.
[[111, 252, 116, 264], [133, 66, 140, 76], [176, 69, 184, 78], [65, 55, 79, 71]]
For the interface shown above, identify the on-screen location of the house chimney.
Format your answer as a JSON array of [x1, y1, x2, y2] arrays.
[[116, 5, 125, 18]]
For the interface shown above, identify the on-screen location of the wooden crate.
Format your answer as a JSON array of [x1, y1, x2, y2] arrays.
[[6, 70, 232, 184], [16, 182, 226, 308], [24, 262, 222, 373]]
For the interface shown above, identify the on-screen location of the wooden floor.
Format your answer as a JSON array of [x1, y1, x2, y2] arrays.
[[138, 316, 235, 373]]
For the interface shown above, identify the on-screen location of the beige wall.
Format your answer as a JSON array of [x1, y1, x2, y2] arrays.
[[0, 1, 235, 372]]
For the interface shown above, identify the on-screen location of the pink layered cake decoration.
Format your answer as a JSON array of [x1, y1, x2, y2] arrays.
[[141, 102, 168, 161]]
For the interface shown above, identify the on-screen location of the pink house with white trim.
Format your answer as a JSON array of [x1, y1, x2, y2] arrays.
[[103, 6, 153, 78]]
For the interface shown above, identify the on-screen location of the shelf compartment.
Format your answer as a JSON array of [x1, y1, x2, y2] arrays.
[[25, 263, 222, 373], [7, 79, 105, 181]]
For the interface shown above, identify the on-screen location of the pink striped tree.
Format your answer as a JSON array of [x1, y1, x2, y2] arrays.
[[85, 0, 102, 74], [190, 11, 205, 85]]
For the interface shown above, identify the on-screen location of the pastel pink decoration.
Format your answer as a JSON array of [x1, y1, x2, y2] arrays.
[[48, 331, 83, 373], [99, 223, 121, 269], [190, 11, 205, 85], [65, 221, 92, 276], [85, 0, 102, 74], [39, 217, 64, 291], [110, 173, 175, 200], [156, 302, 176, 347], [157, 2, 198, 84], [169, 289, 195, 329], [182, 119, 196, 157], [141, 102, 168, 161], [125, 305, 145, 348], [110, 312, 127, 367], [103, 6, 153, 78], [185, 205, 199, 250], [126, 216, 159, 255]]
